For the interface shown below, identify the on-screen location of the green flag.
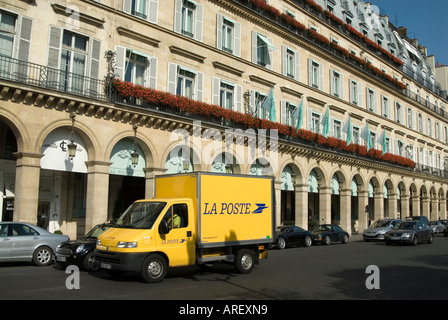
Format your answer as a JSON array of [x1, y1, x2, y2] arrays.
[[321, 107, 330, 138], [361, 122, 371, 151], [380, 129, 387, 155], [292, 99, 304, 131], [343, 115, 352, 145], [261, 87, 276, 122]]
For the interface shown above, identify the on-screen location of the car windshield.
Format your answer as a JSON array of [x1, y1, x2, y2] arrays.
[[396, 222, 416, 230], [314, 225, 331, 232], [85, 224, 111, 238], [116, 202, 167, 229], [371, 220, 391, 228], [278, 226, 291, 233]]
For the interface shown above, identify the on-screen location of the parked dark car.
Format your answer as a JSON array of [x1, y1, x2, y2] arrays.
[[444, 224, 448, 237], [55, 223, 112, 271], [0, 222, 69, 266], [311, 224, 349, 245], [408, 216, 430, 225], [273, 226, 312, 249], [384, 220, 434, 245]]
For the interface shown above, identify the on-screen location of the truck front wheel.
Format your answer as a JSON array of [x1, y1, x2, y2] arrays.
[[141, 254, 168, 283], [235, 249, 254, 274]]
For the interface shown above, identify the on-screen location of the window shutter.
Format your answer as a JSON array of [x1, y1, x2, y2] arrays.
[[196, 71, 203, 101], [216, 14, 223, 50], [330, 117, 334, 137], [281, 45, 287, 76], [358, 82, 363, 107], [167, 62, 177, 94], [235, 85, 242, 112], [195, 3, 203, 42], [114, 45, 126, 80], [47, 26, 62, 69], [281, 100, 287, 125], [17, 16, 32, 62], [123, 0, 132, 14], [212, 77, 220, 105], [234, 21, 241, 57], [308, 58, 313, 86], [174, 0, 182, 34], [318, 62, 323, 90], [339, 73, 344, 100], [249, 90, 255, 113], [148, 56, 158, 89], [294, 49, 300, 82], [251, 31, 257, 64], [267, 36, 273, 70], [148, 0, 158, 24], [89, 38, 101, 79], [307, 109, 312, 131]]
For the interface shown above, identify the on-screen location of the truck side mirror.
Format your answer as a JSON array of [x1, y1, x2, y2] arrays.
[[159, 220, 171, 234]]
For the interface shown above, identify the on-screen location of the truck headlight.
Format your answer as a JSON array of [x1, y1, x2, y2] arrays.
[[76, 244, 85, 253], [96, 239, 101, 246], [117, 241, 138, 248]]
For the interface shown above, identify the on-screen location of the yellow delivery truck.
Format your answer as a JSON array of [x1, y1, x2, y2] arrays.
[[94, 172, 274, 283]]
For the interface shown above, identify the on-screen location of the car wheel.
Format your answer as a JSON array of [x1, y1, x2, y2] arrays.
[[342, 234, 349, 244], [235, 249, 254, 274], [427, 234, 434, 244], [303, 235, 312, 247], [83, 251, 99, 271], [277, 237, 286, 250], [412, 235, 418, 246], [323, 235, 331, 245], [33, 246, 54, 266], [141, 254, 168, 283]]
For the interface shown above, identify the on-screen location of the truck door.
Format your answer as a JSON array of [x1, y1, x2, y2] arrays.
[[158, 203, 195, 267]]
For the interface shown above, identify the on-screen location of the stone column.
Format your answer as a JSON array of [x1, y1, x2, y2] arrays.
[[387, 193, 398, 219], [357, 190, 369, 231], [373, 191, 384, 221], [13, 152, 43, 224], [85, 161, 111, 232], [439, 197, 447, 220], [411, 195, 420, 217], [294, 183, 308, 229], [421, 197, 430, 218], [143, 167, 167, 199], [339, 188, 351, 234], [319, 186, 331, 224], [400, 194, 410, 219], [430, 198, 439, 221]]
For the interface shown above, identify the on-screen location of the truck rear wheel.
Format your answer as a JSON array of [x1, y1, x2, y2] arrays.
[[235, 249, 254, 274], [141, 254, 168, 283]]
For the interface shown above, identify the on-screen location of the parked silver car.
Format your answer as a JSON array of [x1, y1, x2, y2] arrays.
[[363, 218, 402, 241], [430, 221, 445, 234], [385, 220, 434, 246], [0, 222, 69, 266]]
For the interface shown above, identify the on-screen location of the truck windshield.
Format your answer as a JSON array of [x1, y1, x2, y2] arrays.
[[116, 202, 167, 229]]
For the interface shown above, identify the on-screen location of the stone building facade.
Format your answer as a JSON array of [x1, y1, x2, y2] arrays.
[[0, 0, 447, 239]]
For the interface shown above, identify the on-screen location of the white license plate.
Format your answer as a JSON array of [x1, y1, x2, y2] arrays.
[[57, 256, 66, 262], [391, 236, 401, 240], [101, 263, 112, 269]]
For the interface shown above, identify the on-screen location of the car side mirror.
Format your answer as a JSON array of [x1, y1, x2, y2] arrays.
[[159, 220, 171, 234]]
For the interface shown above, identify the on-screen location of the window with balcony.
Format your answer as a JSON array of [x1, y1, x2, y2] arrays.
[[174, 0, 203, 41], [307, 110, 321, 134], [282, 46, 299, 81], [308, 58, 323, 90], [212, 78, 242, 112], [252, 31, 276, 69], [350, 79, 362, 106], [123, 0, 158, 23], [167, 63, 203, 101], [332, 118, 342, 139], [0, 10, 16, 58], [216, 15, 241, 57], [366, 88, 376, 113], [115, 46, 157, 89], [331, 70, 343, 99]]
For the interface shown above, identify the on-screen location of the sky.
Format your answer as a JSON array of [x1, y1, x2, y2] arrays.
[[369, 0, 448, 65]]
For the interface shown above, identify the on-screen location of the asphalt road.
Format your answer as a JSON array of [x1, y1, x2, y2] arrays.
[[1, 234, 447, 301]]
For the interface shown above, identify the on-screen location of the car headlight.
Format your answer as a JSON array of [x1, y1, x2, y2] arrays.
[[379, 230, 387, 235], [402, 233, 411, 238], [117, 241, 138, 248], [75, 244, 85, 253]]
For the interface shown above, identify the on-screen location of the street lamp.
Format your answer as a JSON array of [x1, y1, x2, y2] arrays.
[[67, 113, 77, 159], [131, 124, 139, 167]]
